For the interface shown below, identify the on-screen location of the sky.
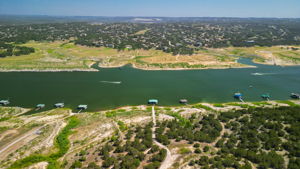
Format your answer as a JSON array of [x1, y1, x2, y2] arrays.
[[0, 0, 299, 18]]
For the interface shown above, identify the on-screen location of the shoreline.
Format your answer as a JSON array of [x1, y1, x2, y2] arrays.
[[0, 68, 99, 72], [4, 100, 299, 114], [0, 61, 299, 72], [99, 62, 257, 71], [0, 64, 256, 72]]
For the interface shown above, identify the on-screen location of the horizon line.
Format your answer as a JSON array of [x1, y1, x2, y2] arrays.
[[0, 14, 300, 19]]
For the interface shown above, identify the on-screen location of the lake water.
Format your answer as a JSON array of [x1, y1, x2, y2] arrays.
[[0, 58, 299, 112]]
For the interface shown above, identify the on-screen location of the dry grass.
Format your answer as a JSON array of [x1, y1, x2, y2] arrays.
[[134, 29, 150, 35], [1, 41, 299, 71], [224, 45, 300, 65]]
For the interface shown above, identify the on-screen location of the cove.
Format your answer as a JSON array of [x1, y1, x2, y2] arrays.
[[0, 58, 299, 112]]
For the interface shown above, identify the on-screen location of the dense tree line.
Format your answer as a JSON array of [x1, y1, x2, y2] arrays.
[[69, 106, 300, 169], [188, 106, 300, 169], [0, 43, 35, 57], [1, 19, 300, 56], [71, 122, 166, 169], [155, 114, 222, 145]]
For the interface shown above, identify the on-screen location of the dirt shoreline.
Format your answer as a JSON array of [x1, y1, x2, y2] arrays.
[[0, 64, 255, 72], [0, 68, 98, 72], [1, 61, 299, 72], [99, 63, 257, 71]]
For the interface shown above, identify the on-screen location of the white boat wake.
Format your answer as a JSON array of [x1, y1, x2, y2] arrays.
[[251, 73, 276, 76], [100, 81, 122, 84]]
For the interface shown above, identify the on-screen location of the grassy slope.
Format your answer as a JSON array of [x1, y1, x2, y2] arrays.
[[0, 41, 299, 71]]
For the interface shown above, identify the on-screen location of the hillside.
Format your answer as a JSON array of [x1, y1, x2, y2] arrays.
[[0, 100, 299, 169]]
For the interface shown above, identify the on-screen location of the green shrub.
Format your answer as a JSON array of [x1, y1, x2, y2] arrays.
[[192, 104, 213, 111], [9, 117, 80, 169], [179, 148, 191, 154]]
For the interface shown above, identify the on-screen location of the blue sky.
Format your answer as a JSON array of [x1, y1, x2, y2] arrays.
[[0, 0, 299, 18]]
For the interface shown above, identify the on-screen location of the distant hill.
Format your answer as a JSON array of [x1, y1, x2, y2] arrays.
[[1, 15, 300, 25]]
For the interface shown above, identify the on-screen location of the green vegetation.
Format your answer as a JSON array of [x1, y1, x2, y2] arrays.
[[226, 102, 254, 108], [105, 108, 148, 118], [117, 120, 127, 131], [192, 104, 213, 111], [179, 147, 192, 154], [202, 106, 300, 169], [8, 116, 80, 169], [5, 104, 299, 169], [0, 43, 35, 58], [213, 103, 225, 107], [156, 114, 222, 144], [1, 40, 299, 71], [167, 112, 192, 127], [252, 101, 272, 106], [276, 100, 299, 107], [73, 123, 162, 169], [0, 20, 300, 71]]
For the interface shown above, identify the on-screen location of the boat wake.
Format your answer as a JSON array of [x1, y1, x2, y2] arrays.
[[251, 73, 276, 76], [100, 81, 122, 84]]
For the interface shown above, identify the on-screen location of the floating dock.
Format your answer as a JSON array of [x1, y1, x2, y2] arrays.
[[54, 103, 64, 108], [290, 93, 300, 99], [234, 93, 242, 99], [36, 104, 45, 109], [261, 94, 270, 100], [179, 99, 188, 104], [77, 105, 88, 110], [0, 100, 10, 106], [234, 93, 244, 102], [148, 99, 158, 105]]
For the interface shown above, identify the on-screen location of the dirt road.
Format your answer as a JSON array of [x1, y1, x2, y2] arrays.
[[0, 127, 42, 159], [151, 105, 174, 169]]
